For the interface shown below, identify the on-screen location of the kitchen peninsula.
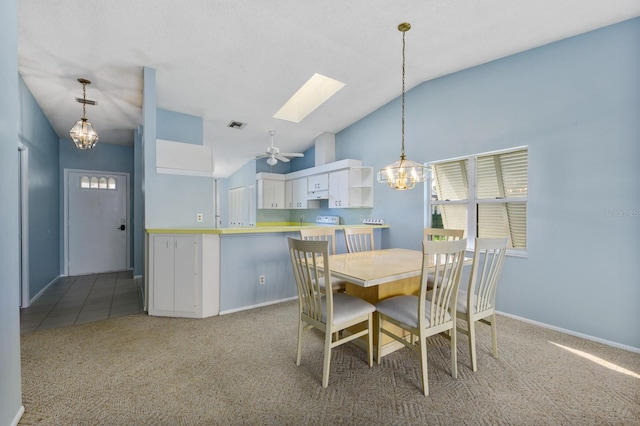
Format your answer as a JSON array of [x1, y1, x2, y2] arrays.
[[146, 223, 388, 319]]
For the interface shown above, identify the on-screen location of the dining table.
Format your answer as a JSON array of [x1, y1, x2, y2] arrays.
[[328, 248, 471, 358]]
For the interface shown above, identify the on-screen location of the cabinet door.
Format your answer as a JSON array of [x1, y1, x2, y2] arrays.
[[292, 178, 308, 209], [307, 174, 328, 192], [228, 187, 245, 226], [174, 236, 197, 313], [329, 169, 349, 208], [258, 179, 285, 209], [152, 236, 175, 312], [285, 180, 294, 209]]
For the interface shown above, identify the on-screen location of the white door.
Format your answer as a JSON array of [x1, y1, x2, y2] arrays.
[[67, 171, 128, 275]]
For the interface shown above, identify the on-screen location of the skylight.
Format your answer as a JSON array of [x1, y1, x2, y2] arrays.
[[273, 73, 345, 123]]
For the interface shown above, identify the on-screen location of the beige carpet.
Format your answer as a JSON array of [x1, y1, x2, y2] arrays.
[[19, 300, 640, 425]]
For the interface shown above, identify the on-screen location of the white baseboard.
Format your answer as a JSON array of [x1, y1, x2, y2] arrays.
[[497, 310, 640, 354], [11, 405, 25, 426], [219, 296, 298, 316], [26, 275, 60, 307]]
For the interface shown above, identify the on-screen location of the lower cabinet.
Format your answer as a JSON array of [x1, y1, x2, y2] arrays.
[[148, 233, 220, 318]]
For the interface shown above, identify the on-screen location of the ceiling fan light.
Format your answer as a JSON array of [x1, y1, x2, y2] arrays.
[[266, 156, 278, 166], [70, 118, 99, 149]]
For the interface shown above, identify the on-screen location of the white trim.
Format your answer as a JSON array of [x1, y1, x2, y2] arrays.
[[18, 144, 29, 308], [63, 168, 131, 275], [497, 310, 640, 354], [219, 296, 298, 316], [10, 406, 25, 426], [428, 145, 529, 166], [27, 275, 60, 306]]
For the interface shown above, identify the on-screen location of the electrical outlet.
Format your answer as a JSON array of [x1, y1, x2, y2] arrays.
[[259, 275, 265, 285], [196, 213, 203, 222], [360, 214, 364, 221]]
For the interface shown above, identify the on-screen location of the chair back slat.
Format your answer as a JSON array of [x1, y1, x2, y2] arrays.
[[344, 227, 374, 253], [300, 228, 337, 255], [421, 239, 467, 327], [288, 237, 332, 324], [469, 237, 508, 314], [423, 228, 465, 241]]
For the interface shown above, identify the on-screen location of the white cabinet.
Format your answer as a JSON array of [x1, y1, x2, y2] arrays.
[[285, 180, 294, 209], [148, 233, 220, 318], [229, 187, 245, 227], [150, 234, 198, 316], [293, 178, 315, 209], [285, 177, 319, 209], [328, 167, 374, 208], [307, 173, 328, 192], [257, 173, 285, 209]]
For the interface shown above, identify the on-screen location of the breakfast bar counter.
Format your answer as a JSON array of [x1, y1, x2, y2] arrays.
[[145, 224, 388, 319]]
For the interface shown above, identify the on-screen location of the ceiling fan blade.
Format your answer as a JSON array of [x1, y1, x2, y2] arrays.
[[274, 155, 290, 162], [255, 154, 269, 159], [279, 153, 304, 158]]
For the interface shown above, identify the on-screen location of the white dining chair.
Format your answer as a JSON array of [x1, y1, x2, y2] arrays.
[[344, 227, 374, 253], [376, 238, 467, 395], [287, 237, 375, 388], [424, 228, 465, 289], [299, 227, 346, 292], [456, 237, 508, 371]]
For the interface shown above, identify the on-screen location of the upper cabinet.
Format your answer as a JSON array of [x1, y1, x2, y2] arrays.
[[328, 167, 374, 208], [256, 173, 285, 209], [257, 159, 373, 210], [307, 174, 328, 192]]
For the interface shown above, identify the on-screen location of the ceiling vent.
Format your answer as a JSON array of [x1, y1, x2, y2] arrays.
[[227, 120, 247, 129]]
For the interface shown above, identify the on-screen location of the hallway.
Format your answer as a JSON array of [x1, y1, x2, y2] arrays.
[[20, 270, 143, 334]]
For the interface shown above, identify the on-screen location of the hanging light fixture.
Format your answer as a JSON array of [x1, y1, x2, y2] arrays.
[[377, 22, 428, 190], [69, 78, 99, 150]]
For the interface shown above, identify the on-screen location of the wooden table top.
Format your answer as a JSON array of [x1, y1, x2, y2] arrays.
[[329, 248, 424, 287]]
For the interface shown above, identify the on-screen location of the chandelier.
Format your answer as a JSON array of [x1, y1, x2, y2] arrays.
[[377, 23, 428, 190], [69, 78, 99, 150]]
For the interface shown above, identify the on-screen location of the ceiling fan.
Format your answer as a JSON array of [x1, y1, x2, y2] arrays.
[[255, 130, 304, 166]]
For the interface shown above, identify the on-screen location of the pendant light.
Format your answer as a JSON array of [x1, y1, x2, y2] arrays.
[[377, 23, 428, 190], [69, 78, 99, 150]]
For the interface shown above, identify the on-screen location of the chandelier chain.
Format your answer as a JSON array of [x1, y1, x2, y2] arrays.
[[82, 82, 87, 119], [400, 26, 406, 160]]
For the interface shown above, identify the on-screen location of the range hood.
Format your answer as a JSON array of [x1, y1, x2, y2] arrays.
[[307, 190, 328, 200]]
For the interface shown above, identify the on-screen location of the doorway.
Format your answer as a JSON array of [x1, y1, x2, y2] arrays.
[[64, 169, 130, 276]]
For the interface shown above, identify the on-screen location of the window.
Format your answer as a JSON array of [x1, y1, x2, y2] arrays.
[[428, 147, 528, 254], [79, 175, 118, 191]]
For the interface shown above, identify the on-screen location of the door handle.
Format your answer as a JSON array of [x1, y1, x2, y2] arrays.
[[118, 224, 126, 231]]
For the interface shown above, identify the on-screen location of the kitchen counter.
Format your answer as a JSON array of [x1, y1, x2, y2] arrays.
[[146, 224, 388, 318], [146, 223, 389, 235]]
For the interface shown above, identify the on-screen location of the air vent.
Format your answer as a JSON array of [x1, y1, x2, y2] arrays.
[[227, 121, 247, 129]]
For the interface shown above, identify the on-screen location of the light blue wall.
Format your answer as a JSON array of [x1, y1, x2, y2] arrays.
[[59, 137, 135, 270], [336, 18, 640, 349], [219, 233, 298, 312], [18, 76, 61, 299], [0, 0, 23, 422], [134, 126, 144, 276], [144, 100, 215, 228]]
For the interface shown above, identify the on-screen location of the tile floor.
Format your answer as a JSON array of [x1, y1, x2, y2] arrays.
[[20, 270, 143, 334]]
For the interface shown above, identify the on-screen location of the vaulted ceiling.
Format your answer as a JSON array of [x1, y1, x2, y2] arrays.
[[18, 0, 640, 177]]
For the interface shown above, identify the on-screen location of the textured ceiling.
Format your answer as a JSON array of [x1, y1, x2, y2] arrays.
[[18, 0, 640, 177]]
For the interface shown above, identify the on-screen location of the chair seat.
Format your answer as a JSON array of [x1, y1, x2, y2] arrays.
[[376, 295, 449, 329], [319, 293, 375, 326], [456, 290, 489, 314], [330, 276, 347, 292]]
